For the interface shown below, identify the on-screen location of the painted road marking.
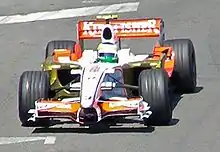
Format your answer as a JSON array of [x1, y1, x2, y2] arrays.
[[44, 136, 56, 145], [0, 136, 56, 145], [82, 0, 102, 3], [0, 2, 139, 24]]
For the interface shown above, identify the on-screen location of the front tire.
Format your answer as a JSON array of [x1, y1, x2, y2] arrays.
[[138, 69, 172, 125], [18, 71, 50, 126]]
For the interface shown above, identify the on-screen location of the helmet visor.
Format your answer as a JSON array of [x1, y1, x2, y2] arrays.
[[98, 53, 118, 63], [99, 53, 115, 57]]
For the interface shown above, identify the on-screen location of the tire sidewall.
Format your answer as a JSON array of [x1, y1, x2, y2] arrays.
[[139, 69, 172, 125], [18, 71, 49, 125]]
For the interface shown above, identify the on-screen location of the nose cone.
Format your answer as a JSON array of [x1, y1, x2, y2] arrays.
[[101, 24, 116, 44]]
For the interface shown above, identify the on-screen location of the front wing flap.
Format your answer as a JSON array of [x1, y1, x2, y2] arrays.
[[28, 98, 152, 124]]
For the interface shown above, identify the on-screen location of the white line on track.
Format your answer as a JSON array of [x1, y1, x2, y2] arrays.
[[82, 0, 102, 3], [44, 136, 56, 145], [0, 2, 139, 25], [0, 136, 56, 145]]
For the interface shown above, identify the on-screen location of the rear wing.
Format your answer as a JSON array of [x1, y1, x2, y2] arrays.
[[77, 17, 164, 40]]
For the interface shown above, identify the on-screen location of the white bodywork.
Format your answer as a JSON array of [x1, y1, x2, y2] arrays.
[[79, 63, 120, 108], [117, 48, 149, 64], [58, 60, 127, 108], [78, 49, 98, 65]]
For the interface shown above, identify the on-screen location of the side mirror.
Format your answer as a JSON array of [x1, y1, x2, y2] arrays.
[[70, 69, 82, 75], [101, 82, 116, 91]]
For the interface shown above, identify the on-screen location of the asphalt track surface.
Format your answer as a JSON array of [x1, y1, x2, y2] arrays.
[[0, 0, 220, 151]]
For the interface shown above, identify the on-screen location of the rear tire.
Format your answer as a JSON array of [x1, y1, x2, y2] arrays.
[[18, 71, 50, 127], [45, 40, 76, 59], [138, 69, 172, 125], [163, 39, 197, 92]]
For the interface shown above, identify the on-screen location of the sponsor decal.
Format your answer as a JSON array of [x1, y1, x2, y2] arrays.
[[137, 101, 152, 119], [36, 103, 71, 110], [109, 101, 139, 108], [82, 19, 159, 36], [89, 65, 101, 72]]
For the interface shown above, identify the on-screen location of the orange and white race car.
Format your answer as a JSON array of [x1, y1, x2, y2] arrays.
[[18, 15, 197, 128]]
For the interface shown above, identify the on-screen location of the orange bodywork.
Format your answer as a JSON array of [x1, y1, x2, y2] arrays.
[[53, 49, 71, 62], [99, 97, 142, 112], [151, 46, 175, 77], [37, 100, 80, 113], [74, 43, 83, 59], [52, 43, 83, 62]]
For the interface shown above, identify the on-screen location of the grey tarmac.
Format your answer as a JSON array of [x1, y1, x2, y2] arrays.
[[0, 0, 138, 16], [0, 0, 220, 152]]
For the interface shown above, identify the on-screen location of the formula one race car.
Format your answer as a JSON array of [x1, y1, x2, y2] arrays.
[[18, 15, 197, 127]]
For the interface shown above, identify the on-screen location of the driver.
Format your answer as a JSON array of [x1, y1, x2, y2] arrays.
[[95, 24, 120, 63], [96, 42, 119, 63]]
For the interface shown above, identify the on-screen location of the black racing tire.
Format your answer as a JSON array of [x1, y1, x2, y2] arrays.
[[163, 39, 197, 92], [45, 40, 76, 59], [138, 69, 172, 125], [18, 71, 50, 127]]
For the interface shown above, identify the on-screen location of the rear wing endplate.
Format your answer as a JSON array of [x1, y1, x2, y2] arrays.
[[77, 18, 164, 40]]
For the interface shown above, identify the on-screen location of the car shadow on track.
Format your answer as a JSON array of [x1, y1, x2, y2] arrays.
[[167, 86, 204, 126], [171, 86, 203, 111], [32, 119, 155, 134], [32, 126, 155, 134], [31, 86, 203, 134]]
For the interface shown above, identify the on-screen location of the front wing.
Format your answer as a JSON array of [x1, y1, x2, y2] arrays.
[[28, 97, 152, 125]]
